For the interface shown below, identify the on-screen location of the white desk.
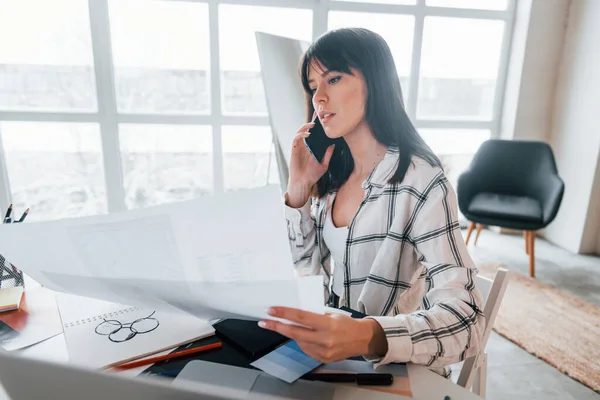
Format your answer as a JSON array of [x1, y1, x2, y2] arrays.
[[2, 333, 482, 400]]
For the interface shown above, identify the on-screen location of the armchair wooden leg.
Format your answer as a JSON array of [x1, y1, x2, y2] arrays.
[[473, 224, 484, 245], [465, 222, 475, 245], [524, 231, 530, 254], [527, 231, 536, 277]]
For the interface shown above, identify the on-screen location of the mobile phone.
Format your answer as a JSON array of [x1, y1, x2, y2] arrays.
[[304, 116, 337, 163]]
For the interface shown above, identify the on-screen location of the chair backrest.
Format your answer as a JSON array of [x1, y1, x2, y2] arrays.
[[457, 267, 510, 389], [476, 273, 493, 305], [468, 139, 559, 198]]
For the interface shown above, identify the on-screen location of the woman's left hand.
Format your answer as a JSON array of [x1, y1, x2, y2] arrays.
[[259, 307, 387, 364]]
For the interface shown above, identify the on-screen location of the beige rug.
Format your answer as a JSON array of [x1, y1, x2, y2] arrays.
[[478, 263, 600, 393]]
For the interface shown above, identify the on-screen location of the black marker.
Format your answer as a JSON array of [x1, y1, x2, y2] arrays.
[[303, 372, 394, 386]]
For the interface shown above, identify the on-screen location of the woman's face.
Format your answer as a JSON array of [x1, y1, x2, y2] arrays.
[[307, 61, 367, 139]]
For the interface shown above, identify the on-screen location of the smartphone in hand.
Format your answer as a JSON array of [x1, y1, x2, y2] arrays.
[[304, 116, 338, 163]]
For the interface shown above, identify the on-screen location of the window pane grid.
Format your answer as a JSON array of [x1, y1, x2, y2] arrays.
[[0, 0, 513, 218]]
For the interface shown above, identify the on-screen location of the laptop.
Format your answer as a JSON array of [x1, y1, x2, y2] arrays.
[[0, 349, 244, 400], [173, 360, 408, 400]]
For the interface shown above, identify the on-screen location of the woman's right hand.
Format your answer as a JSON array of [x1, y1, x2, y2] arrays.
[[286, 121, 335, 208]]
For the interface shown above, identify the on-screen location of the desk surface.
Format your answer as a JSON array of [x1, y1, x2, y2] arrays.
[[8, 333, 481, 400]]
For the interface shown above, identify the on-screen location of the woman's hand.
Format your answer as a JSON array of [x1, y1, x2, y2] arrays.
[[286, 121, 335, 208], [259, 307, 388, 364]]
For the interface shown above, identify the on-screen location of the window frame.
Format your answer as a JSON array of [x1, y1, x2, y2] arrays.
[[0, 0, 516, 214]]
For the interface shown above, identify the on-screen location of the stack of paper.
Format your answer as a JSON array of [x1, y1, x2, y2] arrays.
[[0, 287, 23, 312], [0, 287, 63, 351], [0, 186, 324, 324]]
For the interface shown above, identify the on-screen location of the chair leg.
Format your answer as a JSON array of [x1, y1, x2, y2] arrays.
[[473, 354, 488, 398], [524, 231, 530, 254], [473, 224, 484, 245], [528, 231, 536, 277], [465, 222, 475, 245]]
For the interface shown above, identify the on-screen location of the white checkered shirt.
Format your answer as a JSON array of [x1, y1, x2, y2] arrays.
[[284, 147, 485, 377]]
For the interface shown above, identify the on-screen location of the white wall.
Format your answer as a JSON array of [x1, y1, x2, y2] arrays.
[[597, 217, 600, 254], [581, 150, 600, 254], [543, 0, 600, 253], [500, 0, 570, 142]]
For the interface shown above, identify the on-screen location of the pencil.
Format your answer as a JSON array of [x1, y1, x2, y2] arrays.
[[15, 208, 29, 223], [113, 341, 222, 371], [3, 204, 12, 224]]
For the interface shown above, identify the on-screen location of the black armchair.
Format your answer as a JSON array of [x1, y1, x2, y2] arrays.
[[457, 139, 565, 277]]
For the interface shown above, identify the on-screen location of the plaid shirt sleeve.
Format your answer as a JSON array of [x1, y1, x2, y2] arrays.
[[366, 178, 485, 369], [284, 197, 331, 300]]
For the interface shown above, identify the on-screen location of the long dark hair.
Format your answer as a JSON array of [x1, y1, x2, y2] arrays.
[[300, 28, 442, 197]]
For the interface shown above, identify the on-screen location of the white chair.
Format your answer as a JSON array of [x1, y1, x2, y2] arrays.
[[456, 267, 510, 398]]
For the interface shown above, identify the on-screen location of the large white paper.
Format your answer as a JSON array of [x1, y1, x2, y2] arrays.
[[0, 186, 323, 322]]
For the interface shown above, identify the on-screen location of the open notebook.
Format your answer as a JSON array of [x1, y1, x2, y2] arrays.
[[55, 293, 215, 370]]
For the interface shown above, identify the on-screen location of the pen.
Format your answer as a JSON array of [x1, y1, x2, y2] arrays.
[[303, 372, 394, 386], [3, 204, 12, 224], [112, 341, 222, 371], [15, 208, 29, 223]]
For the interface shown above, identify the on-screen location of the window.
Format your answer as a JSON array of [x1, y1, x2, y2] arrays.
[[119, 124, 213, 209], [219, 4, 312, 115], [328, 11, 414, 101], [419, 128, 491, 156], [418, 17, 505, 120], [0, 0, 97, 112], [108, 1, 210, 115], [333, 0, 416, 4], [222, 126, 279, 191], [426, 0, 508, 11], [419, 128, 491, 187], [1, 122, 107, 221], [0, 0, 514, 217]]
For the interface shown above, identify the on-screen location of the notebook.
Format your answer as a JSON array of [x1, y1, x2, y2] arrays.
[[213, 318, 288, 359], [0, 287, 23, 312], [56, 293, 215, 370]]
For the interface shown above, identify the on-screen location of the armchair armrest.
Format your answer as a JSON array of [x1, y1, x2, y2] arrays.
[[456, 169, 478, 215], [539, 174, 565, 226]]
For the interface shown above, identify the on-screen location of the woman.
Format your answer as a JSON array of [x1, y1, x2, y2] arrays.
[[259, 28, 484, 378]]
